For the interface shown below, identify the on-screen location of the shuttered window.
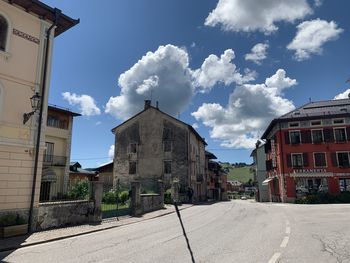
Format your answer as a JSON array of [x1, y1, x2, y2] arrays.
[[311, 129, 323, 143], [314, 153, 326, 167], [337, 152, 350, 167], [334, 128, 347, 142], [291, 153, 303, 168], [290, 131, 301, 144]]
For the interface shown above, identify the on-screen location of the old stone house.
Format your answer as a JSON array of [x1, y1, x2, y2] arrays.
[[111, 100, 207, 201]]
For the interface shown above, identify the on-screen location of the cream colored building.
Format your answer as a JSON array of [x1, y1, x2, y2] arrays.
[[0, 0, 78, 224], [40, 105, 80, 201]]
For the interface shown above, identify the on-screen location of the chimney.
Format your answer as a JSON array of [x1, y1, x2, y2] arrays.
[[144, 100, 151, 110]]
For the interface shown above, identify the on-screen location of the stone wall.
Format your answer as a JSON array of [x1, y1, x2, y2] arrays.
[[140, 194, 163, 213], [36, 200, 94, 230]]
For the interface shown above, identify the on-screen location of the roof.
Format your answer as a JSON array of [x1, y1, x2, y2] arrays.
[[7, 0, 79, 36], [205, 151, 217, 159], [48, 104, 81, 117], [89, 161, 113, 172], [262, 98, 350, 139], [111, 105, 207, 145]]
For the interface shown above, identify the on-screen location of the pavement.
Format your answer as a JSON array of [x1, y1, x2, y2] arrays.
[[0, 203, 192, 253]]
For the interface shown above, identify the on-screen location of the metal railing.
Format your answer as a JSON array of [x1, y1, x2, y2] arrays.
[[43, 155, 67, 166]]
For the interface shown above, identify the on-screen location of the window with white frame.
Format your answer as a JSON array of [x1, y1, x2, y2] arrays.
[[337, 152, 350, 167], [291, 153, 303, 167], [0, 15, 8, 52], [314, 152, 326, 167], [289, 122, 299, 128], [289, 131, 301, 144], [311, 120, 322, 126], [311, 129, 323, 143], [334, 128, 347, 142], [333, 119, 344, 125]]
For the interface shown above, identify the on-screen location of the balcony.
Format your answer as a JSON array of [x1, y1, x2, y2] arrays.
[[43, 155, 67, 167]]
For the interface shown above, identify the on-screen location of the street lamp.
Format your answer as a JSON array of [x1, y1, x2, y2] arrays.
[[23, 92, 41, 124]]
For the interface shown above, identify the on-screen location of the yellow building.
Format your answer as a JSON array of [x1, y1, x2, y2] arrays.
[[40, 105, 80, 201], [0, 0, 78, 226]]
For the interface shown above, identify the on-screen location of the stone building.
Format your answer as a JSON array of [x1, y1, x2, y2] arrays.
[[0, 0, 78, 225], [111, 100, 207, 201]]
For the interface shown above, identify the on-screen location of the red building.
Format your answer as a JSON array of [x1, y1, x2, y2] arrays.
[[262, 99, 350, 202]]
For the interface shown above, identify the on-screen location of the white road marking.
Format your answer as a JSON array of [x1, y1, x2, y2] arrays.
[[286, 226, 291, 234], [268, 252, 281, 263], [280, 236, 289, 248]]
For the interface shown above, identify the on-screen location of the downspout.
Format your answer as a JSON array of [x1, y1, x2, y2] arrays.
[[279, 122, 286, 202], [28, 9, 61, 232]]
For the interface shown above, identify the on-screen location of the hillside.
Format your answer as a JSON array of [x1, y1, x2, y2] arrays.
[[219, 163, 254, 183]]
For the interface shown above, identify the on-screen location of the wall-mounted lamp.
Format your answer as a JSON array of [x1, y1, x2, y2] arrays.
[[23, 92, 41, 124]]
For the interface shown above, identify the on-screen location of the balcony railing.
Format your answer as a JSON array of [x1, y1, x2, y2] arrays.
[[43, 155, 67, 166]]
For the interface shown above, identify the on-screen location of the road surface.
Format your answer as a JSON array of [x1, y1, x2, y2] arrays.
[[1, 200, 350, 263]]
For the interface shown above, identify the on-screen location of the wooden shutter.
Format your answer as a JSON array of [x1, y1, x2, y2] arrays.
[[323, 128, 334, 142], [302, 153, 309, 167], [331, 153, 338, 167], [284, 131, 290, 144], [286, 154, 292, 167]]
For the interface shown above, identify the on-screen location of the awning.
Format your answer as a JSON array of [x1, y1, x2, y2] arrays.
[[41, 168, 57, 182], [290, 172, 333, 178], [262, 177, 274, 185]]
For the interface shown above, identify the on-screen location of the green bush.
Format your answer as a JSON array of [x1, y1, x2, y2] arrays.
[[164, 189, 172, 204], [102, 191, 118, 204], [295, 192, 350, 204], [68, 180, 90, 200], [0, 214, 26, 227], [119, 191, 129, 204]]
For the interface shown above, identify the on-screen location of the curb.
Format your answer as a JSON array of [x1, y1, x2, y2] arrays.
[[0, 205, 193, 253]]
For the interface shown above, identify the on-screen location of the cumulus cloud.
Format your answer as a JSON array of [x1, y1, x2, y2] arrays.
[[205, 0, 312, 34], [314, 0, 323, 7], [62, 92, 101, 116], [192, 69, 297, 149], [105, 45, 194, 119], [192, 49, 256, 93], [287, 19, 343, 61], [192, 123, 199, 129], [106, 45, 256, 119], [245, 43, 269, 64], [334, 89, 350, 100], [108, 145, 115, 159]]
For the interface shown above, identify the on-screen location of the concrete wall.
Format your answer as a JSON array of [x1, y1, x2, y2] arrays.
[[36, 200, 94, 230], [140, 194, 163, 213]]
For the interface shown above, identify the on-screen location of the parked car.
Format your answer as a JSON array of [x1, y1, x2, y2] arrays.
[[240, 196, 247, 200]]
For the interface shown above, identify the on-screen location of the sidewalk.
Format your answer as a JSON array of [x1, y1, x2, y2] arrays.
[[0, 204, 192, 252]]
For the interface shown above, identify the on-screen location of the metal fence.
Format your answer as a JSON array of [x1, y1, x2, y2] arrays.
[[39, 180, 93, 202]]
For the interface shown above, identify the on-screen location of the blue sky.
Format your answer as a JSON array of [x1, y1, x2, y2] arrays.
[[43, 0, 350, 168]]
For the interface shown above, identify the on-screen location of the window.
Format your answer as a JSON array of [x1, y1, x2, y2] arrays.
[[334, 128, 347, 142], [337, 152, 350, 167], [47, 115, 68, 129], [333, 119, 344, 124], [163, 141, 172, 152], [44, 142, 54, 163], [164, 160, 171, 174], [0, 15, 8, 52], [129, 161, 137, 174], [129, 143, 137, 153], [291, 153, 303, 168], [289, 131, 301, 144], [314, 153, 326, 167], [311, 120, 321, 126], [289, 122, 299, 128], [311, 129, 323, 143]]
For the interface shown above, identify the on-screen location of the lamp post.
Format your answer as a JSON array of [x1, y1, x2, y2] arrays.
[[23, 92, 41, 124]]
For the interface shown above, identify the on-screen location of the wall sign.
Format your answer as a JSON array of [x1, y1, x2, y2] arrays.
[[13, 29, 40, 45], [293, 168, 327, 173]]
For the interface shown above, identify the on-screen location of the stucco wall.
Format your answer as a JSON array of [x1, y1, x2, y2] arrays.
[[36, 200, 94, 230]]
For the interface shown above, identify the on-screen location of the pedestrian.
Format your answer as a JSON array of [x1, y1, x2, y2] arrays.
[[187, 187, 193, 203]]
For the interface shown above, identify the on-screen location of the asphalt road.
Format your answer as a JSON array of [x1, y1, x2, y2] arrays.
[[1, 200, 350, 263]]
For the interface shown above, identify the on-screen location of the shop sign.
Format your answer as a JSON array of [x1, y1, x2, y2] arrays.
[[293, 168, 327, 173]]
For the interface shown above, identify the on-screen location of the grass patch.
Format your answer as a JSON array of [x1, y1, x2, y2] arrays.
[[220, 164, 254, 183], [102, 203, 130, 218]]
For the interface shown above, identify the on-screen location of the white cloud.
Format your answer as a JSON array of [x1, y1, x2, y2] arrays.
[[108, 145, 115, 159], [62, 92, 101, 116], [192, 49, 256, 93], [192, 123, 199, 129], [95, 121, 102, 126], [192, 69, 297, 149], [245, 43, 269, 65], [287, 19, 343, 61], [105, 45, 194, 119], [205, 0, 312, 34], [191, 42, 196, 48], [334, 89, 350, 100], [314, 0, 323, 7]]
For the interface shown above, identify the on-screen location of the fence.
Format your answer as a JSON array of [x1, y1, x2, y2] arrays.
[[39, 179, 93, 202]]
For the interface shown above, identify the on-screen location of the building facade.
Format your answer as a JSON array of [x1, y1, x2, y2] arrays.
[[0, 0, 78, 222], [206, 151, 227, 201], [251, 140, 269, 202], [112, 100, 207, 202], [40, 105, 80, 201], [262, 99, 350, 202]]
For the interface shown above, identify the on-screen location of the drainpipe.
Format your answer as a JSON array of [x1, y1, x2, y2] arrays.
[[279, 122, 286, 202], [28, 9, 61, 232]]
